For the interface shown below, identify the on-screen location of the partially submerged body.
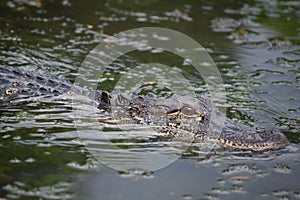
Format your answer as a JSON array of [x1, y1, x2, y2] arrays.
[[0, 66, 288, 151]]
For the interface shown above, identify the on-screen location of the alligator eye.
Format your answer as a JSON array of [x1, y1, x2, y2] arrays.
[[180, 106, 196, 116]]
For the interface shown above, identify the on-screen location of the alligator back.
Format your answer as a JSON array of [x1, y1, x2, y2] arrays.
[[0, 67, 72, 107]]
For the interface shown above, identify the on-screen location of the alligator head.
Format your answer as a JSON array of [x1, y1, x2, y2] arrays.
[[97, 92, 288, 151]]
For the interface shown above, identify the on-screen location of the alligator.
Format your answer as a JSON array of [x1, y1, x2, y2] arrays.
[[0, 66, 289, 151]]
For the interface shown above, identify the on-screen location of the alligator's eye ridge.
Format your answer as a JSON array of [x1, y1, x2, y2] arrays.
[[149, 105, 169, 116], [180, 106, 196, 116], [166, 109, 180, 116]]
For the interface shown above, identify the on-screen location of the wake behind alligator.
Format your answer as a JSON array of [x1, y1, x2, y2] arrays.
[[0, 66, 288, 151]]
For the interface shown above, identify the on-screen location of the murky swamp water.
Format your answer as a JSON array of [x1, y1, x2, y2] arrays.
[[0, 0, 299, 199]]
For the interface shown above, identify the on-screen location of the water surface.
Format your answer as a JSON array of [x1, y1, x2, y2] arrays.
[[0, 0, 299, 199]]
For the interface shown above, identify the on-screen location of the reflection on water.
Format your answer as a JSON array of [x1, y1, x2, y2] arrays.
[[0, 0, 299, 199]]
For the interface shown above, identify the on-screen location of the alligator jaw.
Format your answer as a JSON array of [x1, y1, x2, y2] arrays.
[[218, 125, 289, 151]]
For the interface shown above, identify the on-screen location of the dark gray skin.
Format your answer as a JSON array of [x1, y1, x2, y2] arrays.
[[110, 93, 288, 151], [0, 67, 72, 105], [0, 67, 288, 151]]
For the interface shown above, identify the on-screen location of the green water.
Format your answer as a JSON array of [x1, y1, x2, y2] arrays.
[[0, 0, 299, 199]]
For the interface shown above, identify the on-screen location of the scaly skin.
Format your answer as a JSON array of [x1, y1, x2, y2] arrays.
[[111, 93, 288, 151], [0, 67, 72, 105], [0, 67, 289, 151]]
